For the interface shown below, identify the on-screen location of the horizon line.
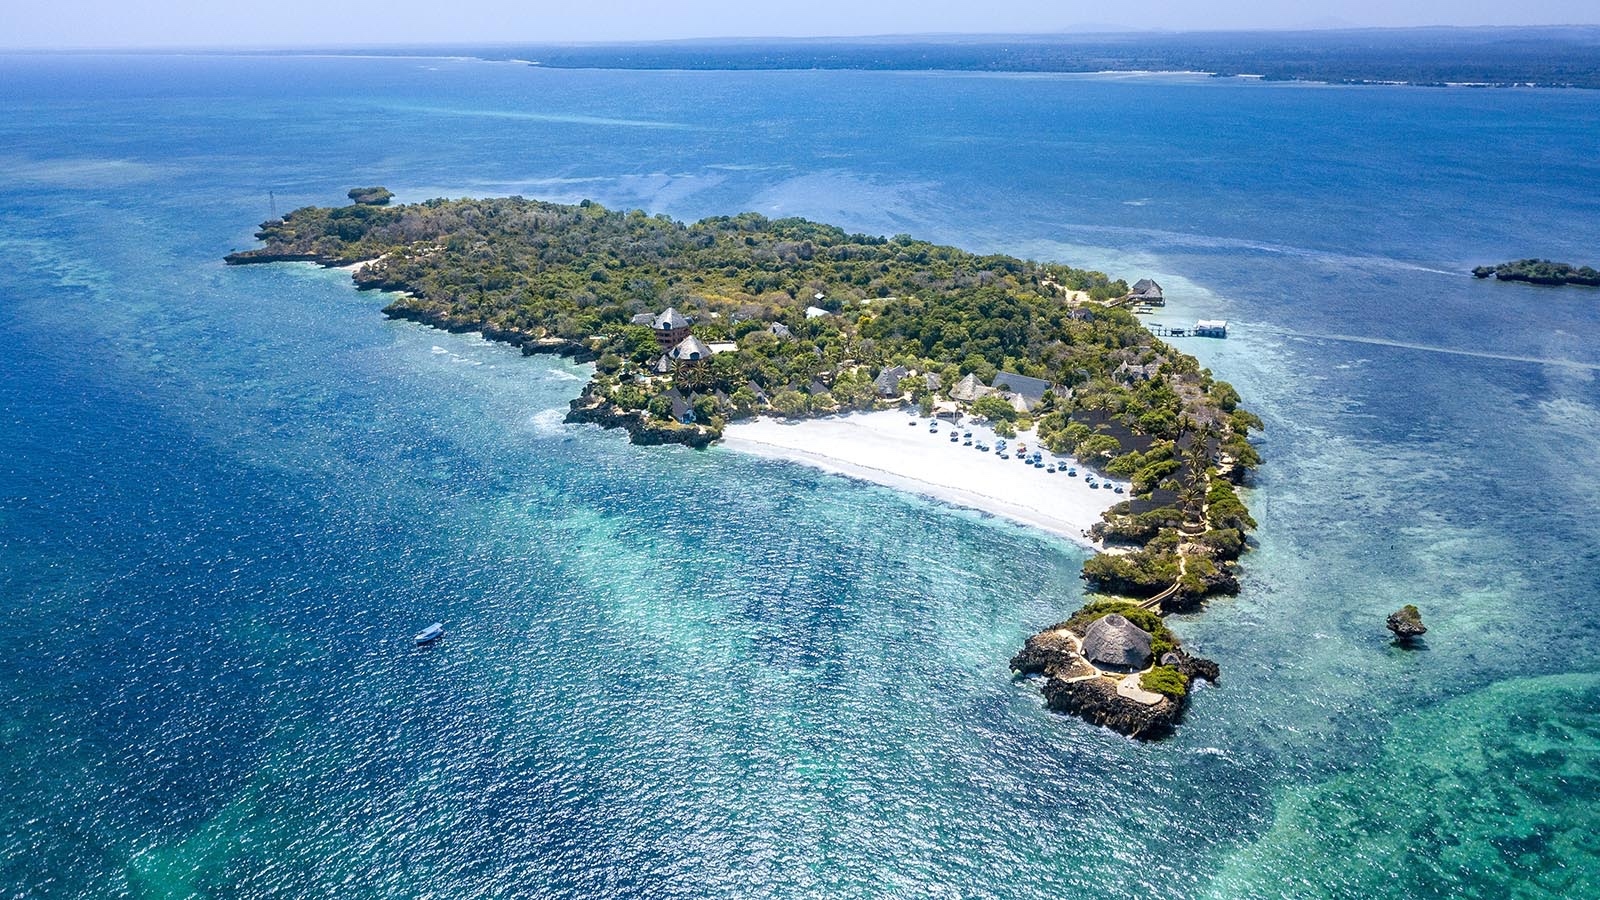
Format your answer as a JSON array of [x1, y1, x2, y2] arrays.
[[5, 22, 1600, 54]]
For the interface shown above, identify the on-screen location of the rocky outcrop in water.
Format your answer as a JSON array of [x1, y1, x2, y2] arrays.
[[1040, 674, 1183, 740], [565, 385, 719, 449], [223, 249, 351, 266], [347, 186, 394, 206], [1011, 622, 1218, 741], [1472, 259, 1600, 286], [1387, 605, 1427, 644]]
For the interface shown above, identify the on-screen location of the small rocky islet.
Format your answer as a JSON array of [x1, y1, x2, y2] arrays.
[[1011, 602, 1220, 740], [225, 189, 1260, 740], [1472, 259, 1600, 287]]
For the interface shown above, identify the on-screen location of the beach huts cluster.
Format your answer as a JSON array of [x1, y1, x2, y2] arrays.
[[949, 370, 1057, 414], [624, 299, 1207, 435], [644, 306, 744, 374]]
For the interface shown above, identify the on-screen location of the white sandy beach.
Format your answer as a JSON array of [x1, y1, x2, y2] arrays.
[[721, 409, 1125, 547]]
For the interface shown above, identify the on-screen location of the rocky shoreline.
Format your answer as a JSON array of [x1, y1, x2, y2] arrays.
[[1010, 618, 1219, 740], [564, 385, 720, 448], [386, 303, 722, 449], [223, 251, 719, 450]]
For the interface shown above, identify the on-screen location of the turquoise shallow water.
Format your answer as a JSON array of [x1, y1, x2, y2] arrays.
[[1, 54, 1598, 898]]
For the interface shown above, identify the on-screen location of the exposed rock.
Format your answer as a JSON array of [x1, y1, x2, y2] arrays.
[[1167, 648, 1220, 684], [564, 386, 719, 449], [1387, 605, 1427, 644], [378, 300, 600, 363], [1009, 628, 1085, 677], [1012, 620, 1219, 741], [1039, 675, 1183, 740], [223, 249, 351, 266]]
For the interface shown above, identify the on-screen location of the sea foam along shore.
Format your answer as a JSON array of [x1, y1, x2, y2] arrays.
[[720, 409, 1119, 548]]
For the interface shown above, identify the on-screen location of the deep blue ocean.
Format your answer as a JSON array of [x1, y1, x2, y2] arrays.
[[2, 53, 1598, 898]]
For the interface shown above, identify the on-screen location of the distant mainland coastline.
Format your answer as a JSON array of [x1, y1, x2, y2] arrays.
[[226, 190, 1261, 739], [272, 26, 1600, 90]]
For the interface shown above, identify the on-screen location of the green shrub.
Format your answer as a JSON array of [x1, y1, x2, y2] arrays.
[[1140, 666, 1189, 700], [1206, 480, 1257, 531], [973, 394, 1018, 422], [1196, 528, 1244, 560], [1081, 548, 1181, 592]]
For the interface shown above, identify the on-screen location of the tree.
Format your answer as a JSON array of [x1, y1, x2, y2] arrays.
[[729, 387, 759, 418], [612, 384, 646, 411], [676, 362, 712, 392], [960, 353, 998, 384], [772, 390, 809, 418], [1076, 433, 1121, 460], [972, 394, 1018, 422]]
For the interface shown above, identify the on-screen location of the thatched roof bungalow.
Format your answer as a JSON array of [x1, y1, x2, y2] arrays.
[[669, 335, 712, 364], [1080, 614, 1153, 672], [874, 365, 909, 397], [1130, 279, 1164, 304], [950, 373, 994, 403]]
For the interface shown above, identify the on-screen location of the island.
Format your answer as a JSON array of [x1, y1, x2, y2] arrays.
[[346, 186, 394, 206], [225, 190, 1261, 738], [1472, 259, 1600, 287]]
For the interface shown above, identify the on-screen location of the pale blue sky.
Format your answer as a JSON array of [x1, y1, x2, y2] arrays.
[[2, 0, 1596, 49]]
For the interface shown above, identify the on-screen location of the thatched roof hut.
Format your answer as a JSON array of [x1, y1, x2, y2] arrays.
[[1130, 279, 1164, 303], [669, 335, 712, 363], [652, 307, 690, 331], [874, 365, 909, 397], [1081, 614, 1153, 672], [950, 372, 993, 402]]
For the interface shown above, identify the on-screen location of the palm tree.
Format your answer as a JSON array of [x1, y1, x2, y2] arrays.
[[676, 362, 712, 393]]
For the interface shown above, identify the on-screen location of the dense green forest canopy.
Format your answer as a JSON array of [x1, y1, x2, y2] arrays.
[[230, 193, 1259, 604], [230, 195, 1246, 443]]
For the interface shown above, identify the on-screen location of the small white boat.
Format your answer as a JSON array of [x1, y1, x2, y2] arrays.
[[414, 622, 445, 645]]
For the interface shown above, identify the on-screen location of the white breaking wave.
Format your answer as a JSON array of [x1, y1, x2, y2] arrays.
[[529, 409, 567, 434]]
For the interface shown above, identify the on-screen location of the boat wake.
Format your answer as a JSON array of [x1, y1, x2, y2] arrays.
[[1255, 326, 1600, 371]]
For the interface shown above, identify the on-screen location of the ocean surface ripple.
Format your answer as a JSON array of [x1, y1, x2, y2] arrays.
[[1, 53, 1598, 898]]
